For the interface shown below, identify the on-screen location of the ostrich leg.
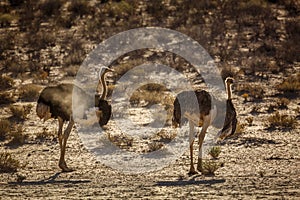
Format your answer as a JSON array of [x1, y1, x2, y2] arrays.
[[196, 115, 211, 173], [58, 116, 74, 172], [188, 121, 197, 175]]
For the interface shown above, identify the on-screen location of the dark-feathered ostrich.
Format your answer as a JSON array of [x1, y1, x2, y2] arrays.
[[173, 77, 237, 175], [36, 68, 114, 172]]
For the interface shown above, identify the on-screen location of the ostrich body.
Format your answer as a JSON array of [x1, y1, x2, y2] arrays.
[[173, 77, 237, 175], [36, 68, 113, 172]]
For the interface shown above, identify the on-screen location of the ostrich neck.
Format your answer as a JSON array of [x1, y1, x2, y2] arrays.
[[226, 82, 232, 100], [99, 71, 108, 100]]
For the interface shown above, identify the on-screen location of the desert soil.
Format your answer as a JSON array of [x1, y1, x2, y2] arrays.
[[0, 89, 299, 199]]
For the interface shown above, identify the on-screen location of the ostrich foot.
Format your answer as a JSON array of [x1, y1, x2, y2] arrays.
[[59, 161, 74, 172], [188, 166, 198, 176]]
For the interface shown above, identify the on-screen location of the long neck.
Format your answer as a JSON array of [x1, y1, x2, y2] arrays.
[[98, 71, 109, 100], [226, 82, 232, 100]]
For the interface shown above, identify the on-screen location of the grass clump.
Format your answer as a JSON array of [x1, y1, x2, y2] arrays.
[[0, 152, 20, 173], [268, 111, 297, 129], [277, 73, 300, 93], [0, 119, 11, 141], [208, 146, 221, 159], [201, 160, 222, 175], [0, 75, 14, 89], [10, 104, 32, 120], [0, 91, 15, 104], [8, 125, 26, 146]]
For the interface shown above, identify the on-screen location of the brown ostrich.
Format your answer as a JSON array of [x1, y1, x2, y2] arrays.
[[173, 77, 237, 175], [36, 67, 113, 172]]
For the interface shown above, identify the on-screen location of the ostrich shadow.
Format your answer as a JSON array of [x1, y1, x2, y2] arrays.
[[9, 172, 91, 185], [154, 175, 225, 187]]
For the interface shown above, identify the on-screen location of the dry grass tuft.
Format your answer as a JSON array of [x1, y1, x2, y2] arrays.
[[0, 75, 14, 89], [0, 152, 20, 173], [19, 84, 41, 101], [8, 125, 27, 145], [268, 111, 297, 129], [10, 104, 32, 120], [0, 91, 15, 104], [277, 73, 300, 93], [0, 119, 11, 141]]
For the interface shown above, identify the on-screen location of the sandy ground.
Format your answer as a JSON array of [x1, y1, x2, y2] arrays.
[[0, 96, 299, 199]]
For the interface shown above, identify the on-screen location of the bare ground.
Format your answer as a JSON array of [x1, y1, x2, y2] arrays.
[[0, 91, 299, 199]]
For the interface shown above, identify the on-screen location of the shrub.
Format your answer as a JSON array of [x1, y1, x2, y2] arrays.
[[36, 128, 55, 141], [235, 122, 246, 135], [8, 125, 26, 145], [208, 146, 221, 159], [0, 13, 17, 27], [0, 152, 20, 173], [237, 83, 264, 100], [19, 84, 41, 101], [268, 111, 297, 129], [10, 104, 32, 120], [0, 119, 11, 141], [0, 91, 15, 104], [0, 75, 14, 90], [277, 73, 300, 93], [201, 160, 221, 175], [68, 0, 90, 17], [39, 0, 62, 17]]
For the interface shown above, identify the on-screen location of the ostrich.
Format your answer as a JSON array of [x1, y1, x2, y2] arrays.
[[36, 67, 114, 172], [173, 77, 237, 175]]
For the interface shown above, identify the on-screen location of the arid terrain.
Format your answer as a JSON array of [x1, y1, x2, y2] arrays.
[[0, 0, 299, 199]]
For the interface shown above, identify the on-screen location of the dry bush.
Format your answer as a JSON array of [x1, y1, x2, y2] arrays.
[[201, 160, 222, 175], [0, 13, 17, 27], [268, 111, 297, 129], [0, 152, 20, 173], [68, 0, 91, 17], [0, 75, 14, 89], [8, 125, 26, 145], [19, 84, 41, 101], [64, 65, 79, 77], [9, 104, 32, 120], [105, 0, 136, 18], [26, 31, 56, 50], [208, 146, 221, 159], [0, 119, 11, 141], [237, 83, 264, 100], [148, 142, 163, 152], [39, 0, 62, 17], [113, 58, 145, 77], [277, 98, 290, 109], [64, 40, 86, 67], [235, 122, 246, 135], [0, 91, 15, 104], [277, 73, 300, 93], [36, 128, 55, 141]]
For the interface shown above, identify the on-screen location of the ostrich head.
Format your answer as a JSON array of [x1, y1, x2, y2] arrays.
[[36, 101, 52, 121]]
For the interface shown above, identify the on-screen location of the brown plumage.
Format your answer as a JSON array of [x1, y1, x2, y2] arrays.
[[36, 68, 113, 172], [172, 77, 237, 175]]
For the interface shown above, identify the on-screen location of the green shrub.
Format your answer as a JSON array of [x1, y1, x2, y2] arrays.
[[208, 146, 221, 159]]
